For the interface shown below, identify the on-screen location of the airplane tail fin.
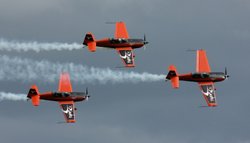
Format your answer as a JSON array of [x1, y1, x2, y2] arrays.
[[166, 65, 179, 89], [83, 32, 96, 52], [27, 85, 40, 106]]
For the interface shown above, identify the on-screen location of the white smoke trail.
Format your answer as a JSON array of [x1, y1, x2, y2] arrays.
[[0, 55, 165, 84], [0, 39, 82, 52], [0, 92, 26, 101]]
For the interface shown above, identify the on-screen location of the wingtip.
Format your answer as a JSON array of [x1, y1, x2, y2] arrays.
[[125, 64, 135, 68], [208, 103, 217, 107], [126, 66, 135, 68], [67, 120, 76, 123]]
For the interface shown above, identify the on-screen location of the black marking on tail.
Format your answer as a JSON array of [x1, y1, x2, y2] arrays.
[[28, 88, 38, 95], [167, 70, 177, 79], [85, 34, 94, 42]]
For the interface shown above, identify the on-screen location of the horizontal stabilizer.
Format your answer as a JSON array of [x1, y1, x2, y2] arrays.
[[167, 65, 179, 89], [27, 85, 40, 106], [83, 32, 96, 52], [31, 95, 40, 106]]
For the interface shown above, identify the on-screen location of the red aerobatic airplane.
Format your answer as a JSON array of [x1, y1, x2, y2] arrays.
[[83, 21, 148, 68], [27, 73, 90, 123], [166, 49, 229, 107]]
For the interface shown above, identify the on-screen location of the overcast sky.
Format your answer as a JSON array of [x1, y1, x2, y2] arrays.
[[0, 0, 250, 143]]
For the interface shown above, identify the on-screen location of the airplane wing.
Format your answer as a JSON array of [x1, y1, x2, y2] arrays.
[[115, 21, 129, 39], [116, 47, 135, 67], [196, 49, 211, 72], [198, 82, 217, 107], [58, 72, 72, 92], [59, 101, 76, 123]]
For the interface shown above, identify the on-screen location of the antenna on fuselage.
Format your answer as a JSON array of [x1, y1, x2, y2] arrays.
[[187, 48, 207, 52], [186, 49, 196, 52], [186, 49, 200, 52], [105, 21, 116, 24]]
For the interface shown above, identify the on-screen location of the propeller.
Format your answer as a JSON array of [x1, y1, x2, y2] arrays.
[[143, 34, 149, 50], [224, 67, 230, 79], [86, 87, 88, 95], [143, 34, 149, 44], [86, 96, 89, 101], [85, 88, 90, 101]]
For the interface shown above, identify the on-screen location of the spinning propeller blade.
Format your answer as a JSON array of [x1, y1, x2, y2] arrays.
[[143, 34, 149, 50], [224, 67, 229, 79], [86, 87, 88, 95]]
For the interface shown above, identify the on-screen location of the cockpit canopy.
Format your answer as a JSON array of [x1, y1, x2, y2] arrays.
[[53, 92, 87, 98], [192, 72, 225, 79], [110, 38, 128, 44], [192, 73, 209, 78], [53, 92, 71, 97], [110, 38, 143, 44]]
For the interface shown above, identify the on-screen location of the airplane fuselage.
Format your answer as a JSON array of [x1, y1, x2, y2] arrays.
[[177, 72, 226, 82], [95, 38, 146, 49], [28, 92, 87, 102]]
